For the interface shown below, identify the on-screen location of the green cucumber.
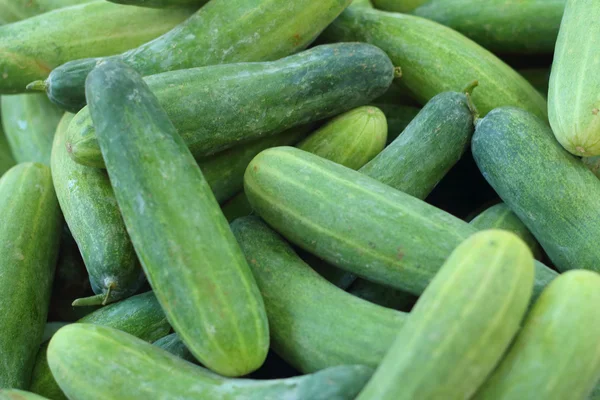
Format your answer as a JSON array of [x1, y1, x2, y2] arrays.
[[370, 102, 420, 143], [1, 94, 63, 165], [519, 68, 551, 98], [30, 291, 170, 400], [356, 230, 534, 400], [0, 0, 92, 24], [38, 0, 354, 112], [88, 60, 268, 376], [232, 216, 407, 373], [549, 0, 600, 156], [51, 113, 144, 306], [412, 0, 566, 54], [322, 6, 547, 119], [0, 1, 190, 95], [0, 390, 49, 400], [66, 43, 394, 168], [153, 333, 196, 363], [108, 0, 207, 7], [0, 163, 62, 389], [474, 270, 600, 400], [48, 324, 373, 400], [472, 106, 600, 273], [0, 122, 15, 176], [371, 0, 426, 12]]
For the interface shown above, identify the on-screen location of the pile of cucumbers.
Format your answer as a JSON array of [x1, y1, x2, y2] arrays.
[[0, 0, 599, 399]]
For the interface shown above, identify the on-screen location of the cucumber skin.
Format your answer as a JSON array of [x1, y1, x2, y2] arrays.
[[322, 7, 547, 119], [475, 270, 600, 400], [87, 61, 268, 377], [412, 0, 566, 54], [0, 390, 49, 400], [0, 163, 62, 389], [0, 123, 16, 176], [51, 113, 144, 304], [48, 324, 373, 400], [153, 333, 196, 363], [472, 107, 600, 273], [1, 94, 63, 165], [108, 0, 206, 8], [549, 0, 600, 156], [67, 43, 394, 167], [0, 0, 92, 24], [372, 0, 426, 12], [357, 230, 534, 400], [44, 0, 353, 112], [231, 216, 407, 373], [371, 103, 420, 144]]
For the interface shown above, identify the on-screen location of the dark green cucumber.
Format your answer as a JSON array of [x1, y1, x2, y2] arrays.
[[371, 102, 420, 143], [475, 270, 600, 400], [232, 216, 407, 373], [51, 113, 144, 306], [0, 0, 92, 24], [322, 6, 547, 119], [0, 390, 49, 400], [356, 230, 534, 400], [153, 333, 196, 363], [108, 0, 207, 7], [88, 61, 268, 376], [0, 122, 15, 176], [67, 43, 394, 167], [472, 106, 600, 273], [39, 0, 354, 112], [30, 291, 170, 400], [1, 94, 63, 165], [48, 324, 373, 400], [0, 163, 62, 389]]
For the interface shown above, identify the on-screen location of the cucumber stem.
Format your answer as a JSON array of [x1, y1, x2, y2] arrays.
[[393, 66, 403, 79], [463, 80, 480, 123], [26, 80, 46, 92], [72, 293, 107, 307]]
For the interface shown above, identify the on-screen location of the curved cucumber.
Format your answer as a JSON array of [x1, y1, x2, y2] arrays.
[[153, 333, 196, 363], [232, 216, 407, 373], [48, 324, 373, 400], [1, 94, 63, 165], [0, 163, 62, 389], [357, 230, 534, 400], [0, 390, 49, 400], [472, 107, 600, 273], [475, 270, 600, 400], [371, 103, 420, 143], [51, 113, 144, 305], [0, 123, 15, 176], [87, 61, 268, 377], [40, 0, 353, 112], [0, 0, 92, 24]]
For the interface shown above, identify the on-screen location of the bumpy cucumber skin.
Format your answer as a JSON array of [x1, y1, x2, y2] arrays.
[[372, 0, 426, 12], [0, 163, 62, 389], [87, 61, 268, 377], [412, 0, 566, 54], [0, 390, 49, 400], [232, 216, 407, 373], [108, 0, 207, 8], [30, 291, 170, 400], [67, 43, 394, 167], [51, 113, 144, 304], [1, 94, 63, 165], [472, 107, 600, 273], [44, 0, 353, 112], [322, 7, 547, 119], [0, 123, 16, 176], [0, 0, 92, 24], [371, 102, 420, 143], [48, 324, 373, 400], [475, 270, 600, 400], [153, 333, 196, 363]]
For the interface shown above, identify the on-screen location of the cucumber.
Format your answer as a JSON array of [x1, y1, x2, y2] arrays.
[[244, 147, 557, 298], [356, 230, 534, 400], [0, 122, 15, 176], [472, 106, 600, 273], [549, 0, 600, 156], [37, 0, 354, 112], [66, 43, 394, 168], [51, 113, 144, 306], [321, 6, 547, 119], [519, 68, 551, 97], [87, 60, 268, 377], [0, 1, 190, 95], [231, 216, 407, 373], [371, 103, 420, 143], [0, 163, 62, 389], [48, 324, 373, 400], [412, 0, 566, 54], [371, 0, 426, 12], [108, 0, 207, 7], [474, 270, 600, 400], [0, 0, 92, 24], [30, 291, 170, 400], [0, 390, 49, 400], [1, 94, 63, 165], [153, 333, 196, 363]]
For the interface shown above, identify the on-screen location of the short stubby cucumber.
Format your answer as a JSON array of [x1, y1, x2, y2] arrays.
[[472, 107, 600, 273], [39, 0, 353, 112], [0, 0, 92, 24], [231, 216, 407, 373], [321, 7, 547, 119], [0, 123, 15, 176], [0, 1, 191, 94], [474, 270, 600, 400], [153, 333, 196, 363], [1, 93, 63, 165], [108, 0, 207, 7], [0, 163, 62, 389], [370, 103, 420, 143], [371, 0, 427, 12], [356, 230, 534, 400], [48, 324, 373, 400], [87, 61, 268, 377], [51, 113, 144, 306], [67, 43, 394, 167], [0, 390, 49, 400]]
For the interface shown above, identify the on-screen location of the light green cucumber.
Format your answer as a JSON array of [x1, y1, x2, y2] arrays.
[[0, 390, 49, 400], [357, 230, 534, 400], [153, 333, 196, 363], [0, 0, 92, 24], [371, 0, 426, 12], [48, 324, 373, 400], [0, 163, 62, 389], [371, 102, 420, 143], [0, 121, 15, 176]]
